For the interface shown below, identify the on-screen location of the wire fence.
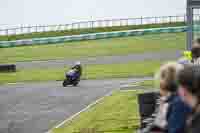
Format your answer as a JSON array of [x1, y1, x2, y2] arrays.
[[0, 15, 190, 36]]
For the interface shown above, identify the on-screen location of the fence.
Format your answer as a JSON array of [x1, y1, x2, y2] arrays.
[[0, 15, 189, 36], [0, 26, 187, 48]]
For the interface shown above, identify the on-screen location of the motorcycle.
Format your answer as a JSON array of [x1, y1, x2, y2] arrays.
[[62, 69, 80, 87]]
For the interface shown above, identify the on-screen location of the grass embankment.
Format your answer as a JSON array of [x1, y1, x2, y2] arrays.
[[52, 90, 143, 133], [136, 80, 154, 87], [50, 79, 156, 133], [0, 22, 185, 41], [0, 32, 185, 63], [0, 61, 162, 84], [51, 80, 156, 133]]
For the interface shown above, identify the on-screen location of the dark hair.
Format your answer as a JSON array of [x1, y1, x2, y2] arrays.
[[192, 47, 200, 59], [178, 65, 200, 99], [194, 38, 200, 45], [192, 38, 200, 59]]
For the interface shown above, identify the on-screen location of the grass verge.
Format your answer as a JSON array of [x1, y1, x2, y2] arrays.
[[0, 22, 185, 41], [0, 32, 185, 63], [134, 80, 155, 87], [52, 90, 143, 133], [0, 60, 163, 84]]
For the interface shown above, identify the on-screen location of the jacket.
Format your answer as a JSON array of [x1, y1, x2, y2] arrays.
[[72, 65, 82, 77], [166, 95, 192, 133], [186, 107, 200, 133]]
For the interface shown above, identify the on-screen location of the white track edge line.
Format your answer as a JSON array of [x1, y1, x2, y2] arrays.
[[46, 79, 150, 133], [46, 90, 115, 133]]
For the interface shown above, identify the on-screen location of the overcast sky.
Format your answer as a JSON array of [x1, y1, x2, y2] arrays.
[[0, 0, 186, 27]]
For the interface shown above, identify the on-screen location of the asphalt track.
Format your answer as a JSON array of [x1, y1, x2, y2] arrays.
[[0, 50, 180, 133], [16, 50, 181, 70], [0, 77, 152, 133]]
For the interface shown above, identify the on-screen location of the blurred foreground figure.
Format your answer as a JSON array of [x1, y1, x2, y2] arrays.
[[141, 62, 191, 133], [178, 66, 200, 133]]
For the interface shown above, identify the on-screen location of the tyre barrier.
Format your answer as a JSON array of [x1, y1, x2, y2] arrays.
[[138, 92, 159, 128], [0, 64, 16, 72]]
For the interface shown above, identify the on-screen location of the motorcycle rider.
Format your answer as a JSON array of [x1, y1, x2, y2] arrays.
[[71, 61, 82, 80]]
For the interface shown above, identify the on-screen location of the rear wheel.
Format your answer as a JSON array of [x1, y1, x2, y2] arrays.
[[73, 81, 79, 86]]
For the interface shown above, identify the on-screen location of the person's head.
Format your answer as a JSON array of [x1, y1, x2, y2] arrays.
[[193, 38, 200, 48], [192, 38, 200, 59], [155, 62, 183, 96], [178, 65, 200, 109]]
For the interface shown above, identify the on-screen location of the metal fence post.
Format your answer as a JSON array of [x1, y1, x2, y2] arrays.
[[187, 7, 193, 50], [169, 16, 172, 23], [111, 19, 113, 27], [20, 26, 23, 34], [6, 29, 9, 41], [162, 16, 165, 23], [71, 23, 74, 30], [43, 26, 45, 32], [120, 19, 122, 26], [99, 20, 102, 27], [91, 21, 94, 28], [126, 19, 128, 26], [14, 28, 16, 35], [35, 25, 38, 33], [106, 20, 109, 27], [28, 26, 31, 34], [6, 29, 8, 36], [183, 15, 186, 23], [141, 16, 143, 25], [155, 17, 157, 24], [65, 24, 68, 31], [78, 23, 80, 30]]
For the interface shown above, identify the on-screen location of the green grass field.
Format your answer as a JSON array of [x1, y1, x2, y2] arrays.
[[0, 32, 185, 63], [0, 22, 185, 41], [136, 80, 154, 87], [52, 90, 143, 133], [0, 22, 177, 133], [0, 60, 162, 84], [51, 80, 156, 133]]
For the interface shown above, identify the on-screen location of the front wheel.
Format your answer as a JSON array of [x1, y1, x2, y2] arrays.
[[62, 79, 69, 87]]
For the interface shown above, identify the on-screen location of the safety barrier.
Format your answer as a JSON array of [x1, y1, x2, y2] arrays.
[[0, 26, 187, 48], [0, 15, 187, 36], [0, 64, 16, 72], [138, 92, 159, 129]]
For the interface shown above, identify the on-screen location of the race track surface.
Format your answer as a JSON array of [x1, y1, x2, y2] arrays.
[[0, 77, 151, 133], [16, 50, 181, 69]]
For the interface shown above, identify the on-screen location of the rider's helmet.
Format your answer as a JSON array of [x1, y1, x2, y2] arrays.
[[75, 61, 81, 66]]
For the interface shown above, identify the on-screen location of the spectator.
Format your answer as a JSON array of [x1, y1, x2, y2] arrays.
[[177, 38, 200, 66], [191, 38, 200, 65], [149, 62, 191, 133], [178, 65, 200, 133], [177, 51, 192, 66]]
